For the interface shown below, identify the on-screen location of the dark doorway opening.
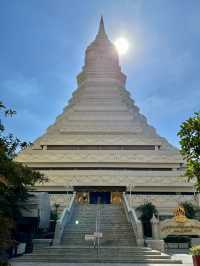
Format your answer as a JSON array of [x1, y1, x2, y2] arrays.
[[142, 221, 152, 238], [90, 191, 111, 204]]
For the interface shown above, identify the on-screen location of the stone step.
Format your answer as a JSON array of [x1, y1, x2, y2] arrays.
[[70, 217, 128, 221], [64, 225, 133, 229], [72, 213, 126, 217], [63, 231, 135, 235], [13, 255, 182, 264], [63, 231, 134, 234], [64, 228, 133, 231], [64, 227, 132, 231], [62, 236, 135, 239], [73, 204, 123, 208], [32, 248, 162, 255], [72, 212, 126, 214], [50, 245, 152, 250], [62, 236, 136, 240], [15, 254, 171, 259], [62, 237, 136, 242], [73, 211, 125, 213], [61, 240, 136, 244], [65, 223, 132, 226], [33, 251, 162, 256], [70, 219, 128, 222], [72, 211, 126, 213], [61, 241, 136, 245], [69, 223, 129, 225]]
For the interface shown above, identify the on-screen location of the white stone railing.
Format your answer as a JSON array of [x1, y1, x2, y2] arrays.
[[122, 192, 144, 246], [53, 192, 76, 245]]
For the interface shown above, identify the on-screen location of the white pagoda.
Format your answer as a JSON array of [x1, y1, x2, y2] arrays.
[[16, 17, 195, 216]]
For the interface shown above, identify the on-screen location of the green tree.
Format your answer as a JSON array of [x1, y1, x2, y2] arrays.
[[0, 101, 47, 263], [178, 112, 200, 190], [136, 202, 158, 221], [136, 202, 158, 237], [51, 203, 60, 221], [181, 201, 196, 219]]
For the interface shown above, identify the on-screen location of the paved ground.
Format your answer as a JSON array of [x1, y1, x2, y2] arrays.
[[11, 254, 193, 266], [172, 254, 193, 266]]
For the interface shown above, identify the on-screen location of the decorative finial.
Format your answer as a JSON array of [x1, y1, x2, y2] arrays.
[[96, 15, 107, 39]]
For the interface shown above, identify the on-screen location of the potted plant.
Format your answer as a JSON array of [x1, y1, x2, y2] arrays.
[[191, 245, 200, 266]]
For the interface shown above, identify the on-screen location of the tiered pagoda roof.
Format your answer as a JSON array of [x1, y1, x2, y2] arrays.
[[16, 18, 190, 192]]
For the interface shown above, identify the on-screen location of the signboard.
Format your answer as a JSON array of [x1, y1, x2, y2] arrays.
[[85, 232, 103, 241], [160, 206, 200, 238], [85, 234, 95, 241]]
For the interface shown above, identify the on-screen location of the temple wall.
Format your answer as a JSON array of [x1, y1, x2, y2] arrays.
[[127, 194, 198, 216]]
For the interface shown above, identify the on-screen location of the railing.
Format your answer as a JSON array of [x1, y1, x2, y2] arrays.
[[93, 203, 101, 255], [53, 192, 76, 245], [122, 192, 144, 246]]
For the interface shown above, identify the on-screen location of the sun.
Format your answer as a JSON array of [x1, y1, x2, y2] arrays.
[[114, 37, 129, 55]]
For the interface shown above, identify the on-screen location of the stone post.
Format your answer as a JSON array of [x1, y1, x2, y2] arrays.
[[146, 214, 165, 252], [151, 214, 160, 240]]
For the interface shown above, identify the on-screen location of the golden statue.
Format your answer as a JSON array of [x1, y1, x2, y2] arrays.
[[174, 206, 187, 223]]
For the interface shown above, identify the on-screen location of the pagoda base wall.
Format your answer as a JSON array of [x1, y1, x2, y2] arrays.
[[47, 191, 198, 218]]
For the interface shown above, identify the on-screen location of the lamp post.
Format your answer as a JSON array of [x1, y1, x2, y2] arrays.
[[129, 184, 132, 207], [131, 185, 135, 207], [128, 184, 135, 207], [193, 186, 200, 208]]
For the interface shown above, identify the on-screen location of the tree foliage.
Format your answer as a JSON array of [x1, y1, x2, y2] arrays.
[[0, 101, 47, 261], [181, 201, 196, 219], [136, 202, 158, 221], [178, 112, 200, 190]]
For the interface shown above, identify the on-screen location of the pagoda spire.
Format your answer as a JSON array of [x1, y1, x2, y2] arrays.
[[96, 16, 108, 40], [78, 16, 125, 87]]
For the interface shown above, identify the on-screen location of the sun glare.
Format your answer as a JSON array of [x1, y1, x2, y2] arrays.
[[114, 37, 129, 55]]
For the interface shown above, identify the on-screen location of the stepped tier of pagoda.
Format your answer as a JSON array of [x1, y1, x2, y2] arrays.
[[16, 17, 191, 193]]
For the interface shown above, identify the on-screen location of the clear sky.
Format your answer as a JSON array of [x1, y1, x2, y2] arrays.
[[0, 0, 199, 147]]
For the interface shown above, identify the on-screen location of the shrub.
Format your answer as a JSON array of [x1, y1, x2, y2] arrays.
[[191, 245, 200, 256]]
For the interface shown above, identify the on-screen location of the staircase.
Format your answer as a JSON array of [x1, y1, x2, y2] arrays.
[[62, 203, 136, 247], [12, 203, 182, 264]]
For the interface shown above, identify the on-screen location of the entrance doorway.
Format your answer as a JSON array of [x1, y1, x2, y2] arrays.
[[74, 186, 126, 205], [90, 191, 111, 204]]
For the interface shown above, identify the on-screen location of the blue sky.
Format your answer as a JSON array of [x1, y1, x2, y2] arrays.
[[0, 0, 199, 147]]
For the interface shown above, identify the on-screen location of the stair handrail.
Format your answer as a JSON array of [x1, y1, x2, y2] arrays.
[[122, 192, 144, 246], [94, 203, 101, 255], [53, 192, 76, 245]]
